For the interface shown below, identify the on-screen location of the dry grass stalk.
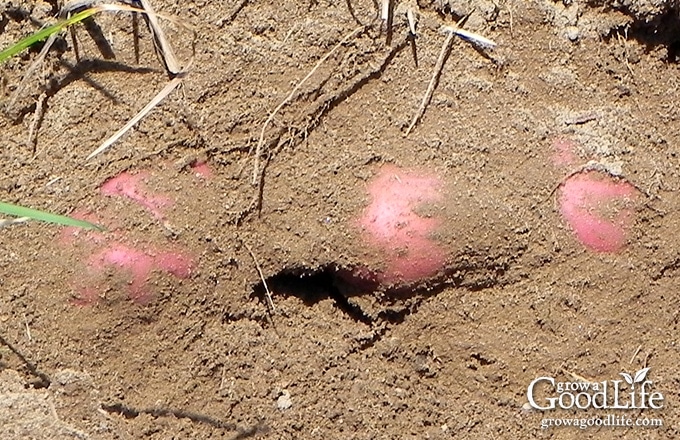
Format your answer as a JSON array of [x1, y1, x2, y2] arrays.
[[27, 92, 47, 149], [405, 31, 454, 136], [86, 73, 186, 160], [405, 22, 496, 136], [6, 1, 193, 159], [244, 241, 276, 313], [0, 217, 30, 229], [139, 0, 181, 75]]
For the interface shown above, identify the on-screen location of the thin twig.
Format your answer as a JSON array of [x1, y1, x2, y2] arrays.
[[69, 25, 81, 62], [405, 31, 453, 136], [243, 241, 275, 313], [0, 217, 30, 229], [381, 0, 390, 21], [630, 344, 642, 365], [381, 0, 393, 44], [86, 73, 186, 160], [405, 22, 496, 136], [132, 10, 140, 64], [26, 92, 47, 149], [23, 314, 32, 342], [445, 25, 497, 49], [252, 25, 365, 185]]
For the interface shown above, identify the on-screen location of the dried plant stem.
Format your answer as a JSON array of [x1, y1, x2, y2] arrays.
[[0, 217, 30, 230], [252, 25, 364, 185], [140, 0, 181, 75], [86, 73, 185, 160], [630, 344, 642, 364], [7, 33, 57, 113], [27, 92, 47, 149], [243, 242, 275, 313], [405, 31, 453, 136]]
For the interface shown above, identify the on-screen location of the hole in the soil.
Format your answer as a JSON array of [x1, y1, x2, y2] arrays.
[[252, 268, 374, 325], [250, 264, 464, 329], [608, 9, 680, 62], [668, 39, 680, 62]]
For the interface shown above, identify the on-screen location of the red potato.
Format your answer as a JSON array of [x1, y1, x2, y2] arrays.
[[58, 166, 206, 305], [355, 165, 447, 286], [74, 242, 193, 305], [558, 171, 639, 253], [550, 136, 640, 253]]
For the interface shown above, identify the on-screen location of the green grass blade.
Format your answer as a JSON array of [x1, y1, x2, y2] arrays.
[[0, 7, 103, 64], [0, 201, 103, 230]]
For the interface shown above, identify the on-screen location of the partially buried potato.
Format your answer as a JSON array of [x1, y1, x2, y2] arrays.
[[353, 165, 447, 286]]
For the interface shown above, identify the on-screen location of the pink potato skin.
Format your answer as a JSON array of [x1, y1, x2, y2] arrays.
[[190, 161, 213, 179], [558, 171, 638, 253], [58, 163, 214, 306], [356, 165, 446, 286], [73, 243, 193, 305], [100, 171, 173, 221]]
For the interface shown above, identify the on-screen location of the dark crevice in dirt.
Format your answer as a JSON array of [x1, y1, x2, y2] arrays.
[[604, 8, 680, 61], [252, 256, 515, 328], [327, 279, 375, 325], [252, 267, 436, 351], [100, 402, 267, 437], [252, 268, 366, 316], [0, 13, 9, 33], [0, 334, 50, 389]]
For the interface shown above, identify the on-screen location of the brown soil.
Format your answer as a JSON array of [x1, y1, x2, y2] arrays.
[[2, 0, 680, 438]]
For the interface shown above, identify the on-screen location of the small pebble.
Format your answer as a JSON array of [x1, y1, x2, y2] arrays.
[[277, 390, 292, 410], [566, 26, 579, 42]]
